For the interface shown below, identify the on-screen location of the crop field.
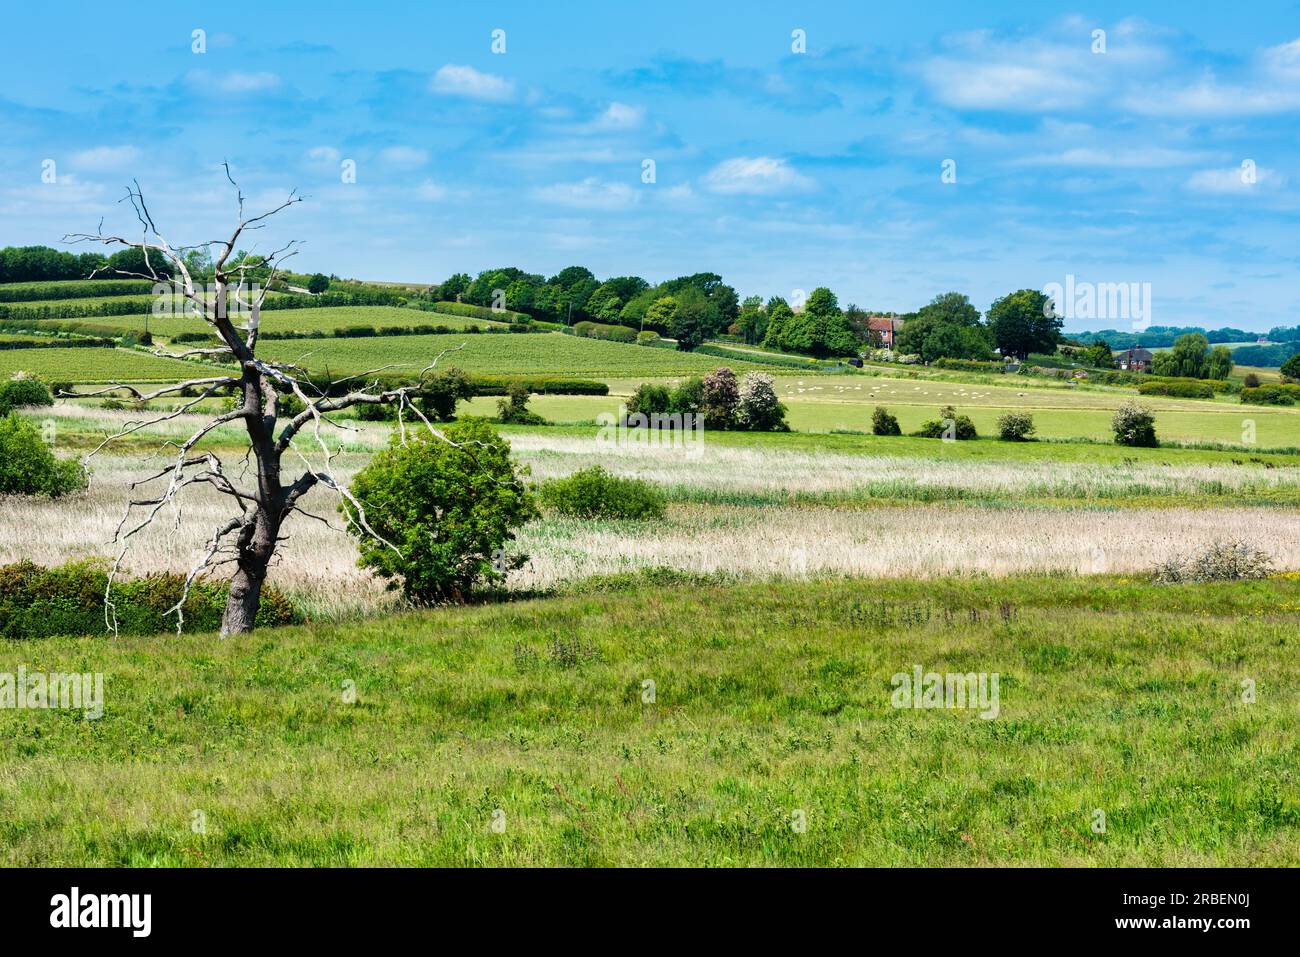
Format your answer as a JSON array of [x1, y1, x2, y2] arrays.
[[0, 345, 212, 383], [256, 331, 770, 377], [35, 304, 508, 340]]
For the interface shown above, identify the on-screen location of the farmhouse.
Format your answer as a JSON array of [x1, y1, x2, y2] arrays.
[[866, 316, 905, 348], [1116, 347, 1154, 372]]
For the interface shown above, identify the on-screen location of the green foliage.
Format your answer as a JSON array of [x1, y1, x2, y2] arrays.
[[627, 382, 671, 417], [417, 366, 475, 421], [996, 411, 1037, 441], [1112, 401, 1159, 447], [0, 246, 108, 284], [572, 320, 637, 342], [539, 466, 665, 520], [0, 560, 296, 639], [306, 273, 330, 294], [915, 405, 978, 440], [1150, 333, 1233, 381], [1280, 352, 1300, 381], [0, 414, 86, 496], [105, 246, 175, 279], [1, 377, 53, 407], [871, 406, 902, 436], [669, 287, 715, 352], [988, 289, 1061, 360], [497, 382, 547, 425], [1138, 378, 1215, 398], [669, 376, 704, 415], [1083, 340, 1117, 369], [344, 419, 537, 604], [1240, 384, 1300, 406], [0, 279, 153, 302]]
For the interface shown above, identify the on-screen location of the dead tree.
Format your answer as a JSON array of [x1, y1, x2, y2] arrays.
[[66, 168, 459, 636]]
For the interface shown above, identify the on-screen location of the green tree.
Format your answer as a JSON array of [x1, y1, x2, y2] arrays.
[[1206, 344, 1234, 380], [761, 297, 794, 350], [306, 273, 330, 294], [416, 366, 474, 421], [987, 289, 1061, 360], [344, 419, 537, 604], [642, 295, 678, 334], [1152, 333, 1211, 378], [916, 291, 981, 327], [106, 245, 175, 279], [1280, 352, 1300, 381], [669, 287, 715, 351]]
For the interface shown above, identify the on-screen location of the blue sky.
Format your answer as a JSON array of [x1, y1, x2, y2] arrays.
[[1, 0, 1298, 331]]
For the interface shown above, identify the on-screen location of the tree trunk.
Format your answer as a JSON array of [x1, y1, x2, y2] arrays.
[[220, 507, 280, 636]]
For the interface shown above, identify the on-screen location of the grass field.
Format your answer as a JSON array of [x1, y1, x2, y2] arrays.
[[256, 331, 769, 377], [3, 575, 1297, 866], [458, 372, 1300, 445]]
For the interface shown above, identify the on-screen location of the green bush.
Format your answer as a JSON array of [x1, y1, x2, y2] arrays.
[[932, 358, 1005, 373], [915, 405, 977, 440], [0, 414, 87, 496], [343, 418, 538, 604], [417, 366, 474, 421], [996, 411, 1036, 441], [539, 466, 665, 520], [669, 377, 704, 416], [871, 406, 901, 436], [1112, 401, 1159, 447], [626, 382, 671, 417], [497, 382, 547, 425], [1240, 384, 1300, 406], [0, 560, 298, 639], [1138, 378, 1214, 398], [1, 377, 53, 407]]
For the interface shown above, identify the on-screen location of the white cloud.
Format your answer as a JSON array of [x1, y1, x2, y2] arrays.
[[415, 180, 449, 201], [306, 146, 341, 163], [534, 177, 639, 210], [216, 71, 281, 93], [1122, 37, 1300, 116], [701, 157, 814, 195], [431, 64, 515, 102], [379, 146, 429, 168], [71, 146, 141, 170], [1015, 146, 1220, 168], [589, 102, 644, 130], [1186, 165, 1284, 193]]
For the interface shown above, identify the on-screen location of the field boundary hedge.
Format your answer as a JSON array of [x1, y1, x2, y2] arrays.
[[0, 279, 156, 302]]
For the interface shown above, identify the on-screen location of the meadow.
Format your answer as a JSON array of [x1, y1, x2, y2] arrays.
[[5, 283, 1300, 868], [3, 576, 1297, 866]]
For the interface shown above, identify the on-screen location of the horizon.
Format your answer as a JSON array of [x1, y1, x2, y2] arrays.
[[2, 0, 1299, 331]]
